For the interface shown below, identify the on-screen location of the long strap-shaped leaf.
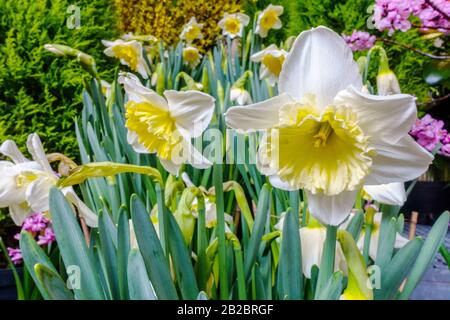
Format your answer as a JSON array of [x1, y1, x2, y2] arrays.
[[398, 211, 449, 300], [127, 249, 157, 300], [19, 232, 64, 300], [130, 194, 178, 299], [34, 264, 74, 300], [244, 184, 270, 280], [278, 209, 303, 300], [49, 187, 106, 299], [166, 211, 199, 299], [375, 238, 422, 300]]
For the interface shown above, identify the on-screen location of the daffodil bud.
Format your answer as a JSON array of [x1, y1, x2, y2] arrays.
[[176, 72, 203, 91], [44, 44, 98, 78], [376, 48, 400, 95], [175, 187, 199, 244], [201, 66, 210, 93], [155, 63, 165, 95]]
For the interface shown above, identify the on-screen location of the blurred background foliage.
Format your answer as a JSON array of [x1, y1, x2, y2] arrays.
[[114, 0, 241, 51], [0, 0, 118, 160]]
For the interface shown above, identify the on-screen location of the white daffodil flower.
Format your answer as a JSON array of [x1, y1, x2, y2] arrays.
[[102, 39, 150, 79], [0, 134, 97, 227], [180, 17, 204, 43], [356, 212, 409, 261], [256, 4, 283, 38], [182, 46, 202, 68], [225, 26, 433, 226], [120, 73, 215, 176], [275, 213, 346, 278], [251, 45, 287, 86], [218, 12, 250, 39], [100, 80, 112, 100], [230, 87, 252, 106]]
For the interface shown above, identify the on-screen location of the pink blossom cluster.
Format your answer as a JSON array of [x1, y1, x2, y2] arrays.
[[374, 0, 413, 35], [7, 212, 56, 265], [374, 0, 450, 35], [343, 30, 377, 51], [410, 114, 450, 157]]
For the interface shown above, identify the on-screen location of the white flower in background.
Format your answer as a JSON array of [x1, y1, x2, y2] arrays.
[[218, 12, 250, 39], [102, 39, 150, 79], [275, 213, 346, 278], [180, 17, 204, 43], [230, 87, 252, 106], [100, 80, 112, 100], [0, 134, 97, 227], [356, 212, 409, 261], [182, 46, 202, 68], [225, 26, 433, 226], [256, 4, 284, 38], [120, 73, 215, 176], [251, 45, 287, 86]]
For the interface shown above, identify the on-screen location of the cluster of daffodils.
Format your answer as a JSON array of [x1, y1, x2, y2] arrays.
[[0, 134, 97, 228]]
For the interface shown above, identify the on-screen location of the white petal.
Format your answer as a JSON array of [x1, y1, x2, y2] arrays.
[[300, 227, 326, 278], [306, 190, 357, 226], [0, 162, 43, 207], [126, 130, 150, 154], [9, 203, 32, 226], [183, 139, 212, 170], [62, 187, 98, 228], [363, 182, 406, 206], [394, 233, 409, 248], [269, 175, 297, 191], [159, 158, 181, 176], [123, 77, 167, 109], [279, 26, 362, 109], [366, 135, 433, 185], [164, 90, 215, 139], [25, 177, 54, 213], [224, 93, 294, 132], [334, 86, 417, 144], [0, 140, 28, 164], [26, 133, 55, 176]]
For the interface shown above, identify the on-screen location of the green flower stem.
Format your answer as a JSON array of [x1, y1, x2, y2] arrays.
[[156, 183, 168, 257], [213, 163, 228, 299], [196, 195, 208, 291], [315, 225, 337, 299]]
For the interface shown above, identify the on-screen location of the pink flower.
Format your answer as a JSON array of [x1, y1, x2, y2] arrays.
[[410, 114, 448, 152], [343, 30, 376, 51], [22, 212, 49, 233], [411, 0, 450, 34], [374, 0, 413, 35], [37, 227, 56, 246], [440, 143, 450, 156], [7, 247, 22, 265]]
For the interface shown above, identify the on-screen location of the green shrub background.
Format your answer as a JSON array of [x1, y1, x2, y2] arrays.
[[0, 0, 118, 159]]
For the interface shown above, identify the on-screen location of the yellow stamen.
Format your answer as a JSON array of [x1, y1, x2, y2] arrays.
[[313, 122, 333, 148]]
